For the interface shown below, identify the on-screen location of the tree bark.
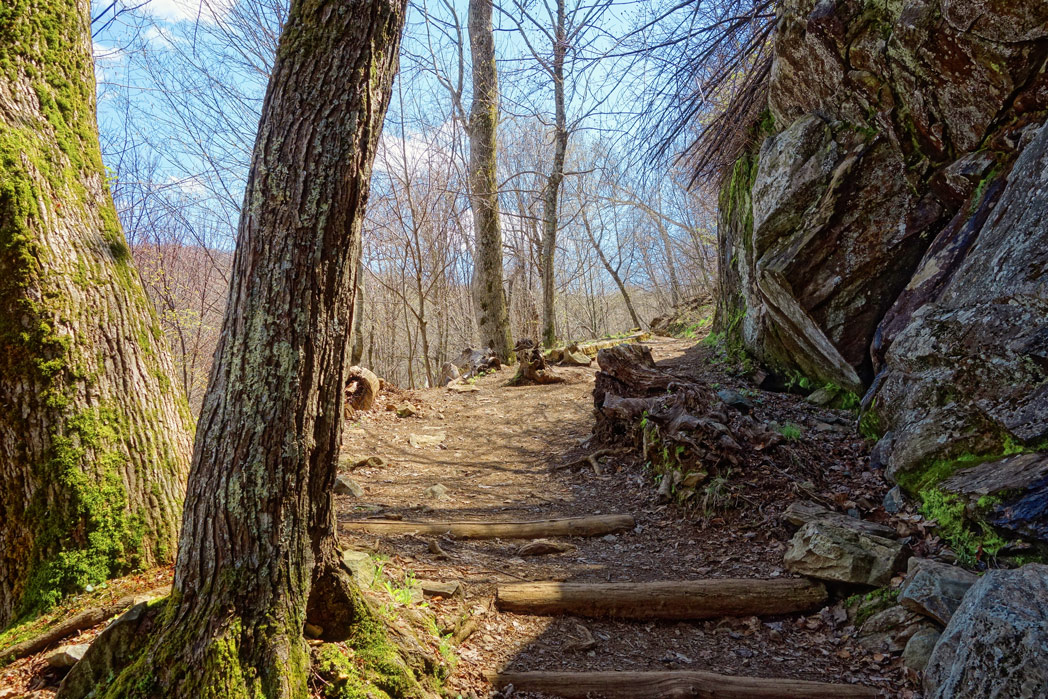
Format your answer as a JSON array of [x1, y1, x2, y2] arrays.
[[0, 0, 193, 626], [540, 0, 569, 349], [68, 0, 409, 695], [350, 244, 365, 365], [468, 0, 514, 363]]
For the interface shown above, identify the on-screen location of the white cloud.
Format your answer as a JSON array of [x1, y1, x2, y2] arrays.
[[93, 41, 125, 62], [164, 175, 209, 197], [93, 42, 125, 85], [374, 121, 461, 177], [142, 25, 182, 48], [138, 0, 234, 24]]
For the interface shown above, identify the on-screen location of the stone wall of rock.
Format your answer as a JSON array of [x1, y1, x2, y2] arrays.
[[716, 0, 1048, 512]]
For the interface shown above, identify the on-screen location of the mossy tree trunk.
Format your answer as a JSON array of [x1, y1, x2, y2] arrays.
[[467, 0, 514, 363], [0, 0, 194, 626], [540, 0, 568, 349], [73, 0, 408, 695]]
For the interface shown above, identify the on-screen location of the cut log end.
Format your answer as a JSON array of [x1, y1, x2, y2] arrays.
[[345, 365, 380, 411]]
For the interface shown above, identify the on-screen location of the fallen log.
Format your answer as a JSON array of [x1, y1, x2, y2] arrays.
[[571, 331, 653, 359], [495, 579, 827, 619], [486, 670, 881, 698], [0, 585, 170, 663], [345, 365, 381, 411], [341, 514, 635, 539]]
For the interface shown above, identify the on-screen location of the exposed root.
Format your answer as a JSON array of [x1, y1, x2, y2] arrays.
[[551, 448, 624, 474], [57, 559, 446, 699]]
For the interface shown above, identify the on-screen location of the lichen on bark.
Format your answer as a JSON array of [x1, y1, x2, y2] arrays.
[[0, 0, 193, 625], [53, 0, 431, 696]]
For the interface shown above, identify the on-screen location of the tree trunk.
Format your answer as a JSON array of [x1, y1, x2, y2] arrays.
[[540, 0, 568, 349], [582, 208, 642, 329], [655, 217, 683, 307], [0, 0, 193, 626], [468, 0, 514, 363], [350, 245, 365, 365], [74, 0, 409, 695]]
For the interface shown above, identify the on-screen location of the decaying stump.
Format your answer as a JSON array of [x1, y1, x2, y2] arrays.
[[345, 365, 381, 411], [546, 342, 592, 366], [593, 345, 781, 502], [508, 340, 566, 386], [438, 361, 460, 386]]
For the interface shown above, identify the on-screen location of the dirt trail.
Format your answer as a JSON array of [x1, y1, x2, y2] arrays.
[[339, 337, 917, 698]]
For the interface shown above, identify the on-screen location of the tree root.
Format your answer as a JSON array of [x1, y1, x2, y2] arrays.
[[0, 586, 169, 664], [552, 448, 623, 474]]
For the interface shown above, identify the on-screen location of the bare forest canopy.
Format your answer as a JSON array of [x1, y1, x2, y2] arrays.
[[89, 0, 751, 399]]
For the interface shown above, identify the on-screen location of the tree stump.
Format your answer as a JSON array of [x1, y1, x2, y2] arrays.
[[591, 345, 783, 497], [508, 341, 565, 386]]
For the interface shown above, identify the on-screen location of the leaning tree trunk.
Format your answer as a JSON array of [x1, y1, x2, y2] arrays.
[[581, 208, 642, 329], [68, 0, 409, 696], [0, 0, 193, 626], [468, 0, 514, 363], [540, 0, 569, 349]]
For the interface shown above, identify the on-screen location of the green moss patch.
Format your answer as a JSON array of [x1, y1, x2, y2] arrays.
[[918, 489, 1006, 567]]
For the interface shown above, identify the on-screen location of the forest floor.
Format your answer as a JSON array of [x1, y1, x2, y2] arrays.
[[337, 335, 922, 698], [0, 335, 924, 698]]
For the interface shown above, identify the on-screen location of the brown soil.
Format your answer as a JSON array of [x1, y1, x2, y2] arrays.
[[0, 337, 924, 698], [338, 336, 922, 698]]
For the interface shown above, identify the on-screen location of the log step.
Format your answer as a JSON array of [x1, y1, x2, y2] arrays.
[[341, 514, 635, 539], [487, 670, 881, 698], [495, 579, 827, 620]]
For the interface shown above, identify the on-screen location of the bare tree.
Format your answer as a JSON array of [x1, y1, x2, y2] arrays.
[[468, 0, 515, 361]]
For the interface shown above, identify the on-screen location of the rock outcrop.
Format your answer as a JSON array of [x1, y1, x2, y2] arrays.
[[715, 0, 1048, 536]]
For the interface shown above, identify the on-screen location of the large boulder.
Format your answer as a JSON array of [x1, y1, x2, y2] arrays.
[[902, 627, 941, 671], [898, 558, 977, 625], [857, 604, 934, 654], [783, 519, 908, 586], [939, 453, 1048, 543], [925, 564, 1048, 698]]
